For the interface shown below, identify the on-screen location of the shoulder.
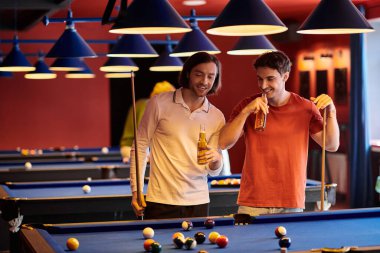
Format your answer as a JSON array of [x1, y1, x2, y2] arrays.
[[290, 93, 313, 107]]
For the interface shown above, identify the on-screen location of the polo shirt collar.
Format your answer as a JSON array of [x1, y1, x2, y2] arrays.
[[173, 87, 210, 113]]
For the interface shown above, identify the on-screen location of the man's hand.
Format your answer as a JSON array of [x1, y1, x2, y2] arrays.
[[242, 94, 269, 115], [310, 94, 335, 112], [131, 191, 146, 217]]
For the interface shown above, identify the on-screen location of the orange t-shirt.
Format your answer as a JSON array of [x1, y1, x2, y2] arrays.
[[229, 93, 323, 209]]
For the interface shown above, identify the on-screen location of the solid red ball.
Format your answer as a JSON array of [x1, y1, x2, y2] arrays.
[[216, 235, 229, 248]]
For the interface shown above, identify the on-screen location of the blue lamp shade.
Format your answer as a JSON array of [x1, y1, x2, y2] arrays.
[[297, 0, 374, 34], [0, 55, 13, 77], [46, 24, 97, 58], [25, 59, 57, 79], [227, 36, 276, 55], [105, 72, 133, 78], [65, 63, 95, 79], [0, 43, 35, 72], [50, 58, 86, 71], [100, 57, 139, 72], [107, 34, 158, 58], [170, 26, 220, 57], [207, 0, 287, 36], [109, 0, 191, 34], [150, 45, 183, 72]]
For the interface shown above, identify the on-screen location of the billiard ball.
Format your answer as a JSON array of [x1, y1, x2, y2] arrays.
[[184, 237, 197, 250], [279, 236, 291, 248], [275, 226, 287, 238], [173, 236, 185, 249], [101, 147, 109, 154], [208, 231, 220, 244], [142, 227, 154, 239], [143, 239, 155, 251], [216, 235, 229, 248], [66, 237, 79, 251], [172, 232, 185, 240], [182, 220, 193, 231], [82, 185, 91, 194], [198, 250, 209, 253], [24, 162, 32, 169], [151, 242, 162, 253], [194, 232, 206, 244], [204, 218, 215, 229]]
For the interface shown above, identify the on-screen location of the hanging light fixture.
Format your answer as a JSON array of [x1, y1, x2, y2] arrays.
[[109, 0, 191, 34], [227, 35, 276, 55], [50, 58, 86, 71], [46, 10, 97, 58], [105, 72, 133, 78], [0, 36, 35, 72], [182, 0, 206, 6], [107, 34, 158, 58], [297, 0, 374, 34], [100, 57, 139, 72], [65, 62, 95, 78], [171, 10, 220, 57], [207, 0, 287, 36], [25, 52, 57, 79], [150, 36, 183, 72]]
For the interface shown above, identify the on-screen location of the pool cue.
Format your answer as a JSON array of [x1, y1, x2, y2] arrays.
[[320, 108, 327, 211], [130, 71, 143, 220]]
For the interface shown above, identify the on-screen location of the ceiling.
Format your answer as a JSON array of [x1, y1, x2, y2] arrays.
[[1, 0, 380, 32]]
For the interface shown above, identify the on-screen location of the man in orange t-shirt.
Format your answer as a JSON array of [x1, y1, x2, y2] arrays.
[[219, 51, 340, 216]]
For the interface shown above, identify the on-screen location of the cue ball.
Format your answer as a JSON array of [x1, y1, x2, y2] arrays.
[[204, 218, 215, 229], [66, 237, 79, 251], [279, 236, 291, 248], [24, 162, 32, 169], [143, 227, 155, 239], [101, 147, 109, 154], [182, 220, 193, 231], [82, 185, 91, 194], [275, 226, 287, 238], [216, 235, 229, 248]]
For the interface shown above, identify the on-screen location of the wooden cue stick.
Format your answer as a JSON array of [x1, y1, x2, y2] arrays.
[[320, 108, 327, 211], [130, 71, 143, 214]]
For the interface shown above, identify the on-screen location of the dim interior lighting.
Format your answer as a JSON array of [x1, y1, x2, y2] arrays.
[[0, 36, 35, 72], [182, 0, 206, 6], [109, 0, 191, 34], [297, 0, 374, 34], [65, 62, 95, 79], [46, 10, 97, 58], [105, 72, 133, 78], [25, 53, 57, 79], [207, 0, 287, 36], [107, 34, 158, 58], [171, 10, 220, 57], [150, 39, 183, 72], [100, 57, 139, 72], [0, 52, 13, 77], [50, 58, 86, 71], [227, 35, 276, 55]]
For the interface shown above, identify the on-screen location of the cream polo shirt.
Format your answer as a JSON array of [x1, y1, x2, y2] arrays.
[[130, 88, 225, 206]]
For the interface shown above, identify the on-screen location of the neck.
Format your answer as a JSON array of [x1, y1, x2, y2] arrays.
[[181, 88, 205, 112], [268, 91, 291, 107]]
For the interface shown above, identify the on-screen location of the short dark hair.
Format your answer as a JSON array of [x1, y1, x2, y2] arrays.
[[179, 52, 222, 95], [254, 51, 292, 75]]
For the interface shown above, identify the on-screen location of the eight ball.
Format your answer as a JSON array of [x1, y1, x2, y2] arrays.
[[279, 236, 291, 248], [194, 232, 206, 244], [151, 242, 162, 253]]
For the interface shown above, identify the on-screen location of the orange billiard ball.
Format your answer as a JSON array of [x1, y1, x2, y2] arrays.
[[66, 237, 79, 251], [143, 239, 155, 251], [216, 235, 229, 248]]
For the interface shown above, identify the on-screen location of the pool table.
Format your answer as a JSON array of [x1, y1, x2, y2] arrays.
[[0, 146, 122, 163], [0, 160, 133, 183], [0, 176, 336, 251], [19, 208, 380, 253]]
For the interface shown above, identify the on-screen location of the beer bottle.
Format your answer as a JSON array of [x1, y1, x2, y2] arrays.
[[254, 93, 267, 131], [197, 124, 208, 165]]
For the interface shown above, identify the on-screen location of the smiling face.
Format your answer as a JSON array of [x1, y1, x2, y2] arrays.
[[256, 66, 289, 101], [188, 62, 218, 98]]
